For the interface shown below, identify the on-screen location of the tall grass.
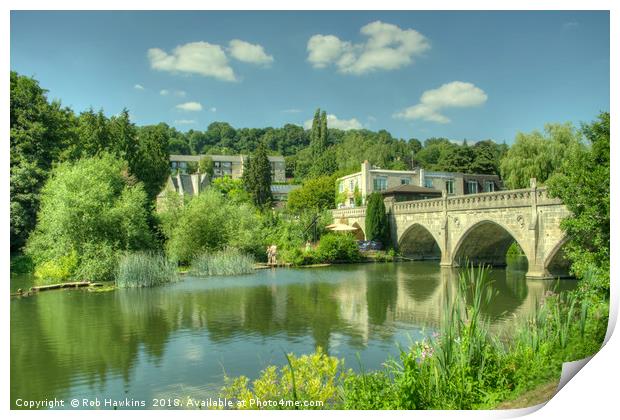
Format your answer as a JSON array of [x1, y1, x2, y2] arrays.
[[191, 248, 255, 276], [116, 252, 179, 288]]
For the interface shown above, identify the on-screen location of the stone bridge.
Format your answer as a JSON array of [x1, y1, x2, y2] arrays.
[[331, 180, 570, 279]]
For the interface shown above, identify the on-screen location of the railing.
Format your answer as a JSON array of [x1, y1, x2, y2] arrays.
[[331, 187, 562, 218]]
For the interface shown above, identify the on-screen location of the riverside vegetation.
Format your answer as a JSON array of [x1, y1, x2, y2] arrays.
[[219, 264, 608, 409]]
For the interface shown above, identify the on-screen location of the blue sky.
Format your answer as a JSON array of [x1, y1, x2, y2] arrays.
[[10, 11, 609, 143]]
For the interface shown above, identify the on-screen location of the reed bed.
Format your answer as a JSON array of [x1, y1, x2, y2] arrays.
[[191, 248, 255, 276], [116, 252, 179, 288]]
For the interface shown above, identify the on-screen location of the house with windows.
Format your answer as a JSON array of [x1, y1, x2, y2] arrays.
[[336, 161, 501, 207], [169, 154, 286, 183]]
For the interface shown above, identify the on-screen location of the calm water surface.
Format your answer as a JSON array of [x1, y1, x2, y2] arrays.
[[10, 260, 575, 408]]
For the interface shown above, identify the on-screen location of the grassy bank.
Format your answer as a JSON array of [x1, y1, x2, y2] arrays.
[[218, 264, 608, 409]]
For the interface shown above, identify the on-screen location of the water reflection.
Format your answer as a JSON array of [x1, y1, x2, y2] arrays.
[[10, 261, 576, 408]]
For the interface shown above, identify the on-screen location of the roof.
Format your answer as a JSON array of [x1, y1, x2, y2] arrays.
[[169, 154, 285, 163], [380, 184, 442, 195]]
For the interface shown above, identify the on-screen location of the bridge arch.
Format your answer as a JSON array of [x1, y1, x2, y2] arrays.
[[543, 236, 571, 277], [351, 222, 365, 240], [451, 220, 530, 268], [398, 222, 443, 260]]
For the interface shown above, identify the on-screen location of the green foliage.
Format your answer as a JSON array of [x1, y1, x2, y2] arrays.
[[133, 123, 172, 201], [287, 175, 336, 214], [160, 189, 263, 265], [191, 248, 255, 276], [33, 251, 79, 284], [116, 252, 178, 288], [365, 192, 390, 245], [211, 176, 252, 204], [10, 71, 76, 250], [10, 254, 35, 274], [198, 155, 214, 177], [220, 348, 344, 409], [547, 112, 610, 296], [25, 154, 155, 282], [315, 233, 362, 263], [500, 123, 582, 188], [243, 141, 273, 207]]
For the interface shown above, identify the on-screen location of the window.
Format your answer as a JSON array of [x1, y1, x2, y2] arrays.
[[467, 180, 478, 194], [424, 178, 434, 189], [446, 179, 455, 194], [214, 161, 233, 177], [484, 181, 495, 192], [349, 180, 354, 191], [373, 177, 388, 191], [339, 182, 344, 193], [401, 178, 410, 185]]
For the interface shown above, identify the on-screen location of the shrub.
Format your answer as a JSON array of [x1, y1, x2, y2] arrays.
[[220, 348, 345, 409], [191, 248, 255, 276], [33, 251, 78, 283], [116, 252, 178, 288], [315, 233, 361, 263], [10, 254, 34, 274], [25, 154, 155, 282]]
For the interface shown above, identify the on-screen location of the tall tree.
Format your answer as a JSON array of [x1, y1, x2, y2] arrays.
[[243, 141, 273, 207], [500, 123, 581, 188], [133, 124, 172, 201], [365, 192, 390, 246], [10, 71, 76, 250], [547, 112, 609, 293]]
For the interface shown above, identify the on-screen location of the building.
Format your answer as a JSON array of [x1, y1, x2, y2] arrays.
[[156, 171, 299, 209], [169, 154, 286, 183], [336, 161, 501, 207]]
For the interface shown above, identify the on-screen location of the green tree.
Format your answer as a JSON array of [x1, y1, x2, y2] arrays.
[[365, 192, 390, 246], [25, 154, 155, 282], [287, 175, 337, 214], [10, 71, 76, 250], [500, 123, 581, 188], [547, 112, 609, 294], [242, 141, 273, 207], [198, 155, 214, 177], [133, 124, 171, 201]]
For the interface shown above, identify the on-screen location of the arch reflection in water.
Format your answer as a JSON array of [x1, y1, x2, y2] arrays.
[[10, 261, 576, 409]]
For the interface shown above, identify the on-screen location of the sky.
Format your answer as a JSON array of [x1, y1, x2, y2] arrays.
[[10, 10, 610, 143]]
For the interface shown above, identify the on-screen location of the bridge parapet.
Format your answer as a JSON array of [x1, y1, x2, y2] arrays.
[[332, 207, 366, 219], [392, 198, 444, 214]]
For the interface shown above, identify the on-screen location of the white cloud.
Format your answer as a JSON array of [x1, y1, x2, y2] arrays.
[[160, 89, 169, 96], [209, 107, 217, 112], [175, 101, 203, 112], [393, 81, 488, 124], [303, 114, 363, 131], [134, 84, 145, 90], [307, 21, 430, 74], [228, 39, 274, 65], [174, 119, 196, 125], [148, 42, 237, 81]]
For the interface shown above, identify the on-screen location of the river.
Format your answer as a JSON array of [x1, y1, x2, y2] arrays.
[[10, 259, 575, 409]]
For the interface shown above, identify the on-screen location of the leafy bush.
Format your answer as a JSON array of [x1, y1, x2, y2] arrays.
[[116, 251, 178, 288], [33, 251, 78, 283], [10, 254, 34, 274], [315, 233, 361, 263], [220, 348, 344, 409], [191, 248, 255, 276], [161, 189, 263, 264], [25, 154, 155, 282]]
